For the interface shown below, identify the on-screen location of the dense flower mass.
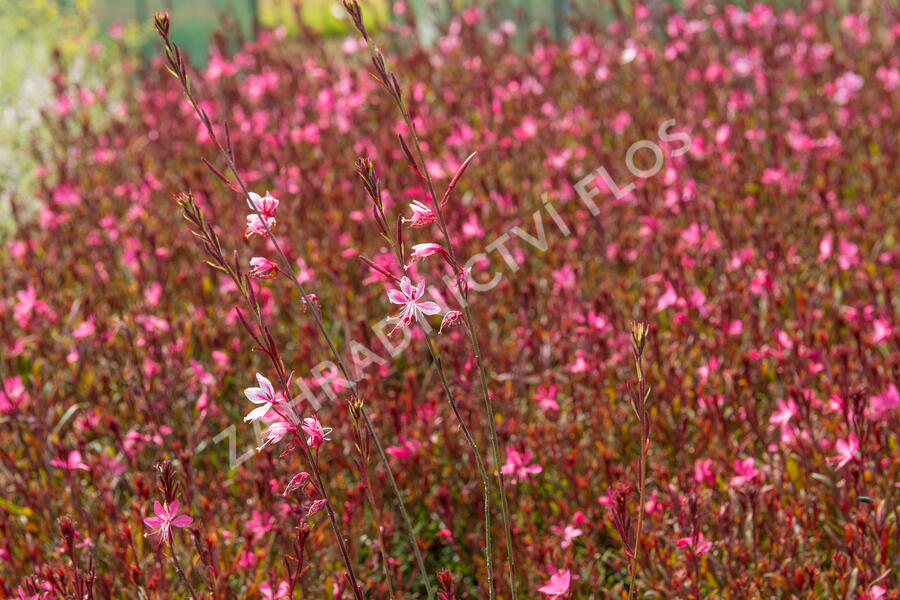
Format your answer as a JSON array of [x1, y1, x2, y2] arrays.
[[1, 1, 899, 598]]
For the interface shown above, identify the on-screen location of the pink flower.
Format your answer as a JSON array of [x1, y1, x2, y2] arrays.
[[301, 415, 331, 448], [828, 434, 859, 469], [676, 532, 713, 555], [439, 310, 463, 333], [143, 500, 192, 545], [861, 585, 886, 600], [403, 200, 436, 227], [249, 257, 278, 279], [72, 320, 95, 339], [538, 569, 571, 599], [550, 523, 584, 549], [244, 373, 277, 422], [693, 458, 714, 485], [730, 457, 758, 488], [769, 398, 797, 427], [869, 384, 900, 419], [257, 420, 294, 451], [386, 276, 441, 333], [284, 472, 311, 495], [409, 242, 447, 263], [247, 191, 279, 218], [260, 581, 289, 600], [245, 191, 279, 238], [501, 448, 542, 482], [50, 450, 89, 471], [872, 319, 891, 343], [656, 281, 679, 312], [826, 71, 863, 105], [535, 385, 559, 412], [246, 509, 275, 542]]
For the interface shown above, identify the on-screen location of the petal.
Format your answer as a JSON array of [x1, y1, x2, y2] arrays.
[[417, 301, 441, 315], [168, 500, 179, 516], [144, 517, 163, 528], [256, 373, 274, 397], [415, 280, 425, 298], [245, 404, 271, 422], [244, 387, 268, 404], [171, 515, 193, 527], [399, 277, 412, 297], [387, 289, 408, 304], [153, 501, 165, 518]]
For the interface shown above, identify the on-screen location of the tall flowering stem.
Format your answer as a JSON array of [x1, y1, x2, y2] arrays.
[[356, 158, 497, 598], [154, 12, 433, 599], [342, 3, 518, 597], [626, 322, 652, 600]]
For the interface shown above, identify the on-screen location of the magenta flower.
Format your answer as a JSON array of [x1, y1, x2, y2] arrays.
[[828, 434, 859, 469], [676, 532, 713, 555], [301, 415, 331, 448], [50, 450, 89, 471], [402, 200, 436, 227], [143, 500, 192, 545], [550, 523, 584, 549], [386, 276, 441, 334], [537, 568, 571, 599], [244, 373, 276, 423], [249, 256, 278, 279], [439, 310, 463, 334], [257, 420, 294, 451], [245, 191, 279, 238], [501, 448, 542, 483], [729, 457, 759, 488], [409, 242, 447, 263], [260, 581, 289, 600]]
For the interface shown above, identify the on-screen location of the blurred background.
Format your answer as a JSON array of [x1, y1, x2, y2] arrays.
[[0, 0, 861, 238]]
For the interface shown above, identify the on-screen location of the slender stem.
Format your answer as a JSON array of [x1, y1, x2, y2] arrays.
[[378, 187, 496, 599], [627, 444, 646, 600], [399, 97, 517, 600], [174, 64, 432, 600], [421, 331, 495, 598], [168, 533, 199, 600]]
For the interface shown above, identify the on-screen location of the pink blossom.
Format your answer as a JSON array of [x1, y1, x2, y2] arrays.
[[538, 569, 571, 599], [260, 581, 289, 600], [871, 319, 891, 343], [249, 257, 279, 279], [730, 457, 758, 488], [869, 384, 900, 419], [244, 373, 277, 422], [693, 458, 714, 485], [403, 200, 437, 227], [769, 398, 797, 427], [656, 281, 679, 312], [246, 509, 275, 542], [501, 448, 542, 482], [143, 500, 192, 545], [409, 242, 447, 262], [861, 585, 886, 600], [386, 276, 441, 333], [257, 420, 294, 451], [550, 523, 584, 549], [284, 472, 312, 496], [50, 451, 89, 471], [301, 415, 331, 448], [72, 320, 95, 339], [535, 385, 559, 412], [245, 191, 279, 238], [439, 310, 463, 333], [828, 434, 859, 469], [676, 532, 713, 555], [826, 71, 863, 105]]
